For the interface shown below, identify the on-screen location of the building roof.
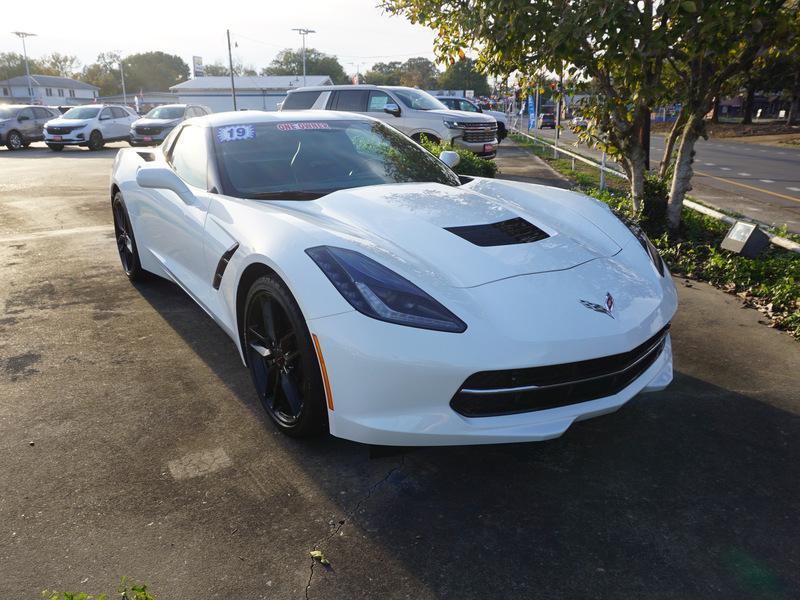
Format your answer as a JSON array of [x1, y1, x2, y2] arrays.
[[171, 75, 332, 92], [0, 74, 99, 91]]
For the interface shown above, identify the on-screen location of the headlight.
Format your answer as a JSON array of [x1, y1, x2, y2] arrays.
[[306, 246, 467, 333], [618, 215, 665, 276], [442, 119, 463, 130]]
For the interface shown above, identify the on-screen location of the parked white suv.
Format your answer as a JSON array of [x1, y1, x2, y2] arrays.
[[43, 104, 139, 151], [281, 85, 499, 157], [435, 96, 508, 141]]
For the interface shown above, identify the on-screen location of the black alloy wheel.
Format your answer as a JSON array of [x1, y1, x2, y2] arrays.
[[6, 130, 23, 151], [111, 193, 146, 281], [88, 130, 104, 151], [244, 276, 326, 437]]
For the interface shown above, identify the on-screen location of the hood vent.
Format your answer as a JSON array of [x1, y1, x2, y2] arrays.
[[445, 217, 549, 247]]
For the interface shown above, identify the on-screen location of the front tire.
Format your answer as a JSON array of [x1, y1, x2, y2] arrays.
[[88, 130, 104, 151], [112, 192, 147, 282], [244, 276, 327, 437], [5, 130, 24, 151]]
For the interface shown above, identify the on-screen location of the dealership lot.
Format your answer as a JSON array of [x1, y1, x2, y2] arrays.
[[1, 144, 799, 598]]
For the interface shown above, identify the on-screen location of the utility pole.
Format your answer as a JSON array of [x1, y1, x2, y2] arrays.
[[12, 32, 36, 101], [227, 29, 237, 110], [348, 62, 362, 84], [119, 58, 127, 106], [292, 28, 316, 86]]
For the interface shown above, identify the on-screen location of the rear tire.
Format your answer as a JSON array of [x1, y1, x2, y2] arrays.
[[5, 130, 23, 151], [244, 275, 327, 438], [88, 130, 104, 151]]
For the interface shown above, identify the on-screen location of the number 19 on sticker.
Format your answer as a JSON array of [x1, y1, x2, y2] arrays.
[[216, 125, 255, 143]]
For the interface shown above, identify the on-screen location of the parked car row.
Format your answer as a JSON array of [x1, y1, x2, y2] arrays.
[[434, 95, 508, 141], [0, 103, 208, 151], [281, 85, 500, 158]]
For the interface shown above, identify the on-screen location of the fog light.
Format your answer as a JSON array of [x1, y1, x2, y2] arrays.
[[721, 221, 769, 258]]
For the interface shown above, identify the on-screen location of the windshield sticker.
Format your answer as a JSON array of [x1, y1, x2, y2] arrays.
[[216, 125, 256, 143], [276, 122, 331, 131]]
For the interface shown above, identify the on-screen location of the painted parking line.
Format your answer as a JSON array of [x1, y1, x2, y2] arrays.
[[704, 163, 715, 166], [761, 179, 775, 183], [695, 170, 800, 204], [738, 173, 751, 177], [720, 167, 731, 171], [787, 187, 800, 192]]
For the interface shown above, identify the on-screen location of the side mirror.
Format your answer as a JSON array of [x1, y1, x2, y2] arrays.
[[136, 166, 194, 203], [439, 150, 460, 169], [383, 103, 401, 117]]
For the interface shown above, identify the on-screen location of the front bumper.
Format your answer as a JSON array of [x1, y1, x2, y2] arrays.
[[453, 137, 498, 158], [43, 130, 88, 145], [308, 253, 677, 446], [130, 130, 171, 145]]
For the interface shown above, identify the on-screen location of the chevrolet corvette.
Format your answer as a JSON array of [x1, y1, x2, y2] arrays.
[[110, 110, 677, 446]]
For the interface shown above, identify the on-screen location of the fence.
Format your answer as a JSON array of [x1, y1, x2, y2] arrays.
[[506, 115, 800, 254]]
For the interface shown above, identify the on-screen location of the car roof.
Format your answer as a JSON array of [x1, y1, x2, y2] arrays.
[[188, 110, 376, 128], [286, 84, 425, 94]]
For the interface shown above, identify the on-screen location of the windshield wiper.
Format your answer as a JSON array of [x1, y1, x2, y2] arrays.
[[248, 190, 331, 200]]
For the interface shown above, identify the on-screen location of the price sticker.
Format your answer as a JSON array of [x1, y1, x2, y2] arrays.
[[216, 125, 256, 143]]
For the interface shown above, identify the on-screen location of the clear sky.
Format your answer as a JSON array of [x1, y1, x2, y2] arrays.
[[2, 0, 440, 75]]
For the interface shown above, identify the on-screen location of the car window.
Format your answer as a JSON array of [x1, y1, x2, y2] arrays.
[[391, 89, 446, 111], [63, 106, 101, 119], [18, 108, 34, 120], [100, 108, 113, 119], [459, 100, 478, 112], [367, 91, 392, 112], [282, 90, 321, 110], [334, 90, 368, 112], [212, 119, 460, 199], [111, 107, 128, 118], [33, 107, 52, 119], [169, 126, 207, 189]]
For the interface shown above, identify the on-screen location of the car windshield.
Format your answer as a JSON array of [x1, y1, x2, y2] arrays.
[[0, 107, 20, 119], [391, 89, 446, 111], [146, 106, 185, 119], [213, 119, 461, 199], [62, 107, 101, 119]]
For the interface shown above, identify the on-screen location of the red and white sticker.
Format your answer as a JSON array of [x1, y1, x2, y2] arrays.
[[276, 122, 330, 131]]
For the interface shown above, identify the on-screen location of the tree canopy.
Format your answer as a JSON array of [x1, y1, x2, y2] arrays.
[[438, 58, 490, 95], [81, 51, 189, 95], [261, 48, 349, 84]]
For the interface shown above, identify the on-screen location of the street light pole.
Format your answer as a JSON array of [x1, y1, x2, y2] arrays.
[[119, 58, 127, 106], [12, 32, 36, 101], [291, 28, 316, 86]]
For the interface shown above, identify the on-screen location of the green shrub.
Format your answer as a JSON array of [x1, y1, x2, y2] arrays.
[[418, 135, 498, 178], [43, 577, 154, 600]]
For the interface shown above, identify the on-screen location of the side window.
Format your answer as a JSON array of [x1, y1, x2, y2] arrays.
[[334, 90, 368, 112], [459, 100, 477, 112], [187, 107, 198, 118], [282, 90, 321, 110], [100, 108, 113, 120], [33, 107, 52, 119], [367, 91, 391, 112], [112, 107, 128, 118], [168, 126, 208, 189], [18, 108, 34, 121]]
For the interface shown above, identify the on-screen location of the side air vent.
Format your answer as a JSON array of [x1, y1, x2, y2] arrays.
[[212, 242, 239, 290], [445, 217, 549, 247]]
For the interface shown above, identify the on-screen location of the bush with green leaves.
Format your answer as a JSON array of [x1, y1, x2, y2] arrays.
[[418, 135, 498, 178], [43, 577, 154, 600]]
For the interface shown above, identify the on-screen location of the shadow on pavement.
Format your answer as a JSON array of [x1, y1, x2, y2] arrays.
[[135, 276, 799, 599]]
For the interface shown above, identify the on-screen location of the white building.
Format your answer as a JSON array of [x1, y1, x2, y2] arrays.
[[0, 74, 99, 106], [170, 75, 333, 112]]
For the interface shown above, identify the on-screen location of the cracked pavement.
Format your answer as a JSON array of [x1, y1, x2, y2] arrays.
[[1, 144, 799, 599]]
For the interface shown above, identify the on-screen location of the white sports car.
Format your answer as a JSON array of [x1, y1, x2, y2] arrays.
[[110, 110, 677, 446]]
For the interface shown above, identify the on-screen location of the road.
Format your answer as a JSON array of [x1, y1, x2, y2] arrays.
[[1, 144, 799, 599], [527, 126, 800, 233]]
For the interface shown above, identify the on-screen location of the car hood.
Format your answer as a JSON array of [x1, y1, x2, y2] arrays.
[[427, 109, 496, 124], [133, 118, 180, 127], [46, 117, 91, 127], [273, 180, 623, 289], [483, 109, 507, 123]]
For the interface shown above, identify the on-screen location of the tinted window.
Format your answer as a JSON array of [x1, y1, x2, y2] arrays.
[[170, 126, 207, 188], [282, 91, 321, 110], [18, 108, 34, 120], [146, 106, 186, 119], [334, 90, 368, 112], [33, 107, 53, 119], [111, 107, 128, 118], [392, 89, 446, 111], [63, 106, 101, 119], [458, 99, 478, 112], [367, 91, 392, 112], [213, 119, 460, 199], [0, 107, 19, 119]]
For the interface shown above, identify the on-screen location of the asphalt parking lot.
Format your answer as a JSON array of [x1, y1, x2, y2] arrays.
[[1, 142, 799, 599]]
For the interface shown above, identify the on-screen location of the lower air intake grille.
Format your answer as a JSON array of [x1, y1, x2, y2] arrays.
[[450, 324, 670, 417], [445, 217, 549, 247]]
